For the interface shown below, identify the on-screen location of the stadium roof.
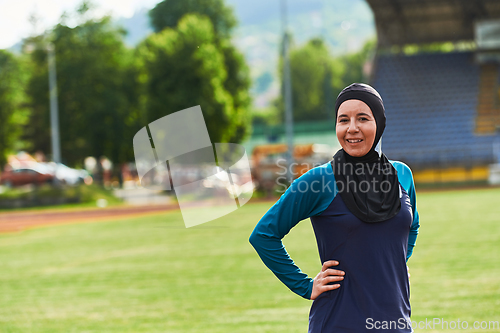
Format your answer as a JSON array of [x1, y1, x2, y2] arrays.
[[366, 0, 500, 47]]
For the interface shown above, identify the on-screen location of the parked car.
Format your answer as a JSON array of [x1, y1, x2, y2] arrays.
[[0, 164, 55, 187], [45, 163, 91, 185]]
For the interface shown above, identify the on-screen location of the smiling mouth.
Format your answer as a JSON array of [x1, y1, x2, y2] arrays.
[[346, 139, 363, 143]]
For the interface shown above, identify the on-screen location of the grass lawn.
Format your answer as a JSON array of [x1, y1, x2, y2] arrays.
[[0, 187, 499, 332]]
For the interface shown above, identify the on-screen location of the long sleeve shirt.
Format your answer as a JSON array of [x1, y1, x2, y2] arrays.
[[249, 160, 419, 332]]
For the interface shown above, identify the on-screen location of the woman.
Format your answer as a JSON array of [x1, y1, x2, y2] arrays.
[[249, 83, 420, 332]]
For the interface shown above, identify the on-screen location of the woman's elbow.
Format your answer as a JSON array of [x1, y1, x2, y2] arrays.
[[249, 227, 268, 250], [249, 229, 259, 247], [249, 223, 279, 249]]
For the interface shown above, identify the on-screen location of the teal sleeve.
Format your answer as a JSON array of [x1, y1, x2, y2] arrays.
[[390, 160, 420, 261], [249, 162, 337, 299]]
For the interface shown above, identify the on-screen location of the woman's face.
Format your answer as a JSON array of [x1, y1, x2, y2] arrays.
[[336, 99, 377, 157]]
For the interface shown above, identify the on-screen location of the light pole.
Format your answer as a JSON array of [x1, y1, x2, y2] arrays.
[[47, 42, 61, 164], [281, 0, 294, 184]]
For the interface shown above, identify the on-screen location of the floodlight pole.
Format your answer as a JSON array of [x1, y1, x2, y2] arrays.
[[281, 0, 295, 184], [47, 43, 61, 164]]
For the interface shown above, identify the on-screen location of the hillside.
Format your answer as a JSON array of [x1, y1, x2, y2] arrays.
[[224, 0, 375, 106]]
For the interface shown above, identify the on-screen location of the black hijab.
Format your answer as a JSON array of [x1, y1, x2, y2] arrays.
[[332, 83, 401, 223]]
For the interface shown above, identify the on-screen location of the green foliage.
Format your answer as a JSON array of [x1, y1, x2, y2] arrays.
[[339, 39, 376, 88], [23, 15, 138, 166], [137, 14, 250, 143], [277, 38, 345, 122], [218, 40, 252, 142], [149, 0, 237, 39], [274, 38, 376, 123], [147, 0, 250, 143], [0, 50, 30, 165], [6, 0, 251, 170], [22, 35, 52, 160], [251, 106, 281, 126]]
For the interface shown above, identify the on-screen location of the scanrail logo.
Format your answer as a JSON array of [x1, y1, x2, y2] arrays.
[[133, 106, 254, 228], [365, 317, 500, 330]]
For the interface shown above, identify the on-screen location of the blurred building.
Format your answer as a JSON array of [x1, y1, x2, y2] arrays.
[[366, 0, 500, 184]]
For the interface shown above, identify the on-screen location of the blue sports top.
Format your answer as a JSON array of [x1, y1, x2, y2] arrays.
[[249, 160, 419, 332]]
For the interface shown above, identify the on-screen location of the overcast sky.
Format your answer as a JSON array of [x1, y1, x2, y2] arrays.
[[0, 0, 159, 49]]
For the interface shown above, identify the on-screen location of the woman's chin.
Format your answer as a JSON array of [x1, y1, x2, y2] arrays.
[[344, 148, 369, 157]]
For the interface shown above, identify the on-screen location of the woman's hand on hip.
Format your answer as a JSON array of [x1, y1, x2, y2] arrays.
[[310, 260, 345, 300]]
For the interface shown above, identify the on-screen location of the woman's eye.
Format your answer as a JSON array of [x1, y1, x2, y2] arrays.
[[338, 119, 348, 123], [359, 117, 368, 121]]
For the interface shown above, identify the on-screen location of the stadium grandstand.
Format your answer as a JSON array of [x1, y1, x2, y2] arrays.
[[367, 0, 500, 184]]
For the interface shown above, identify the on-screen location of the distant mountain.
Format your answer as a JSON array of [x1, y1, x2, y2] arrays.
[[115, 8, 153, 47], [8, 41, 23, 54], [225, 0, 324, 26]]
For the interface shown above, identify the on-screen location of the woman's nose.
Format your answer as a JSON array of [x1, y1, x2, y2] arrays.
[[347, 120, 359, 132]]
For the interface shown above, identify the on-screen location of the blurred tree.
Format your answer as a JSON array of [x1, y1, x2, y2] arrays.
[[340, 39, 376, 88], [218, 40, 251, 142], [147, 0, 251, 143], [276, 38, 345, 122], [0, 50, 30, 166], [149, 0, 237, 40], [24, 10, 138, 166], [139, 11, 250, 143], [137, 14, 249, 143], [274, 38, 376, 123]]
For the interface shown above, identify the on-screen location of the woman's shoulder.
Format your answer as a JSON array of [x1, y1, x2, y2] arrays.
[[388, 159, 415, 192], [388, 160, 413, 176], [288, 161, 337, 196], [297, 161, 334, 182]]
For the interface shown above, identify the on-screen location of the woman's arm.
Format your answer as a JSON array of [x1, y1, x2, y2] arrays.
[[249, 163, 337, 299]]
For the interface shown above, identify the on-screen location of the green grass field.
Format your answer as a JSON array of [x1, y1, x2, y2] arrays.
[[1, 187, 499, 332]]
